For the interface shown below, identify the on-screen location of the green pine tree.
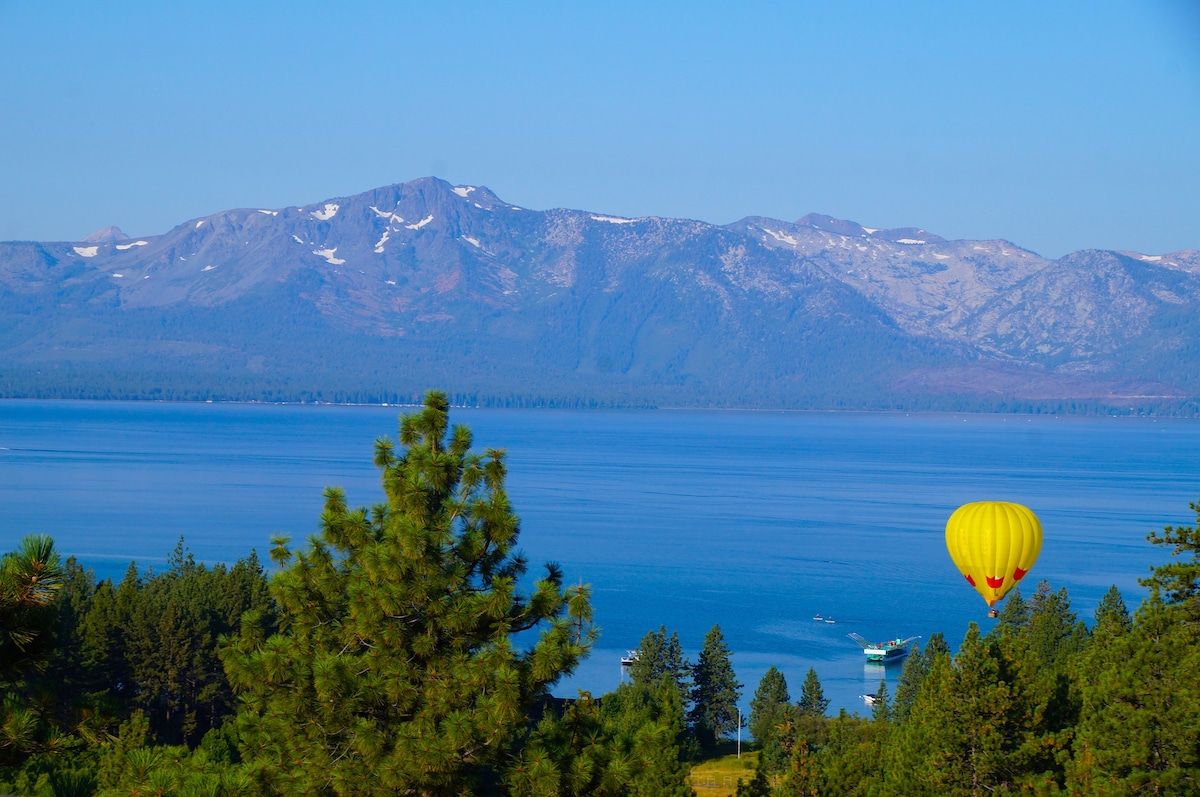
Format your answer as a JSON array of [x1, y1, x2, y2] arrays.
[[688, 625, 742, 748], [815, 710, 879, 797], [994, 585, 1029, 632], [923, 631, 949, 658], [797, 667, 829, 717], [1068, 591, 1200, 794], [793, 667, 830, 751], [222, 391, 596, 795], [880, 650, 952, 797], [41, 556, 95, 713], [77, 577, 132, 708], [1141, 496, 1200, 622], [592, 678, 694, 797], [0, 535, 67, 769], [1092, 584, 1132, 638], [891, 642, 929, 725], [0, 535, 63, 683], [883, 624, 1021, 795], [870, 680, 891, 725], [1024, 580, 1088, 670], [630, 626, 691, 703], [79, 540, 275, 745], [507, 692, 626, 797], [748, 666, 790, 772]]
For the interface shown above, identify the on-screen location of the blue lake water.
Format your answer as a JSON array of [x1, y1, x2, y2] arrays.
[[1, 400, 1197, 716]]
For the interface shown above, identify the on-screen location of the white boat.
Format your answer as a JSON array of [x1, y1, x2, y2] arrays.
[[813, 613, 823, 621], [824, 617, 836, 624], [620, 650, 639, 667]]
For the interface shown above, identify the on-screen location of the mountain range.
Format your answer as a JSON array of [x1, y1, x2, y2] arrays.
[[2, 177, 1197, 411]]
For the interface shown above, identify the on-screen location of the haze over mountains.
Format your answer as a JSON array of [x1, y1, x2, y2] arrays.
[[2, 177, 1197, 410]]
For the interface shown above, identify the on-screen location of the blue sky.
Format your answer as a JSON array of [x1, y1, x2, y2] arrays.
[[1, 0, 1197, 257]]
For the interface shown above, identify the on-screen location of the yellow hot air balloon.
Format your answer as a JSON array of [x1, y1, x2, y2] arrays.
[[945, 501, 1042, 607]]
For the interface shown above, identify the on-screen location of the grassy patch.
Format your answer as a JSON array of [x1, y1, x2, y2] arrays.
[[689, 743, 762, 797]]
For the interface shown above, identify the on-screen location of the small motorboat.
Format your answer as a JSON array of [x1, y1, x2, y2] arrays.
[[824, 617, 836, 624], [813, 613, 823, 621]]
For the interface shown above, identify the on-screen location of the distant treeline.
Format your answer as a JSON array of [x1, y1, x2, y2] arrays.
[[1, 367, 1195, 415], [3, 392, 1199, 796]]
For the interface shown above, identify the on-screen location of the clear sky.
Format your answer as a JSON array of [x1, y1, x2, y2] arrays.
[[2, 0, 1198, 257]]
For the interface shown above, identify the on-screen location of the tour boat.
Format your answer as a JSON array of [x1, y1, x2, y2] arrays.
[[847, 633, 921, 663]]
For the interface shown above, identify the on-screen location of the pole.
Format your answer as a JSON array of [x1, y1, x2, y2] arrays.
[[737, 707, 741, 759]]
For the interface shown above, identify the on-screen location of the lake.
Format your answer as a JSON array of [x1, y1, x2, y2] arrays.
[[1, 400, 1196, 715]]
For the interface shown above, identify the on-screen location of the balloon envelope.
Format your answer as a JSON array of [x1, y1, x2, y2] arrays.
[[945, 502, 1042, 606]]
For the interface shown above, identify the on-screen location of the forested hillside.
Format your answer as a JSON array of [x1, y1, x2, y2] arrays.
[[3, 395, 1198, 795]]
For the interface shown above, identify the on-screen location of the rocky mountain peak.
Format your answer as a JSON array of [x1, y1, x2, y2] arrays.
[[81, 225, 130, 243], [795, 213, 867, 237]]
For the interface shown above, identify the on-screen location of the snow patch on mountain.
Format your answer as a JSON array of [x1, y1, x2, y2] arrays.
[[452, 186, 476, 198], [374, 230, 390, 253], [202, 265, 216, 272], [462, 236, 481, 248], [311, 204, 339, 221], [761, 228, 799, 246], [258, 210, 279, 216], [405, 215, 433, 230], [73, 246, 99, 257], [370, 206, 405, 224], [196, 221, 205, 228], [115, 241, 149, 250], [313, 247, 346, 265], [591, 215, 637, 224]]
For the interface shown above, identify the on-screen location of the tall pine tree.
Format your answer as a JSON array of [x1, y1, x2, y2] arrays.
[[748, 666, 790, 772], [222, 391, 596, 795], [796, 668, 829, 717], [688, 625, 741, 748], [1092, 584, 1132, 638], [793, 667, 830, 751]]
